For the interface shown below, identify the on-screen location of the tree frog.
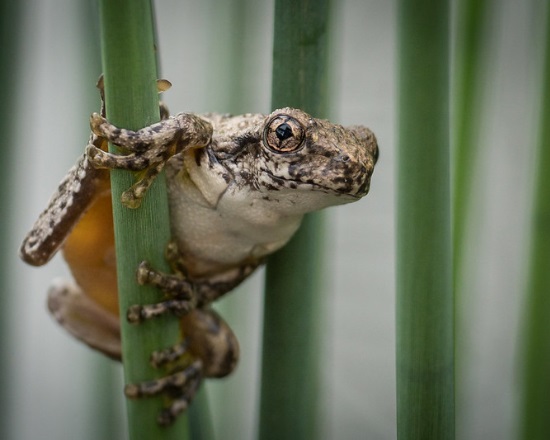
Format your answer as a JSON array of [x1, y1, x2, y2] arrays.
[[19, 79, 378, 425]]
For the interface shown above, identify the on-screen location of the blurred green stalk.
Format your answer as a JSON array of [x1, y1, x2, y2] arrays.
[[259, 0, 330, 439], [98, 1, 188, 438], [76, 4, 124, 439], [0, 1, 22, 439], [451, 0, 490, 436], [396, 0, 454, 439], [188, 390, 214, 440], [202, 1, 255, 438], [520, 6, 550, 440], [452, 0, 490, 273]]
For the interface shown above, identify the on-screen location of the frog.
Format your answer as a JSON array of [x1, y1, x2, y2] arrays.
[[19, 79, 379, 425]]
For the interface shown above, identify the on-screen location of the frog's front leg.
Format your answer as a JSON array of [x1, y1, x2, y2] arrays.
[[87, 112, 212, 208]]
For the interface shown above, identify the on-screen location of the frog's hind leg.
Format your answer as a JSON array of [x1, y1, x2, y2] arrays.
[[125, 308, 239, 426], [47, 278, 121, 360]]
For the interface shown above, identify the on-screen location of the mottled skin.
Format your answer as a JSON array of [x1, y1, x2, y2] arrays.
[[20, 83, 378, 425]]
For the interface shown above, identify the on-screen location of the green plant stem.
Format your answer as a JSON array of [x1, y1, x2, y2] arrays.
[[521, 6, 550, 440], [396, 0, 454, 439], [259, 1, 330, 439], [0, 1, 22, 439], [451, 1, 490, 436], [188, 389, 214, 440], [452, 0, 489, 282], [98, 1, 188, 439], [203, 1, 255, 438], [76, 4, 124, 439]]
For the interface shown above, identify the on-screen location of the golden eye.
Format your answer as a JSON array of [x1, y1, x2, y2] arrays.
[[263, 115, 305, 153]]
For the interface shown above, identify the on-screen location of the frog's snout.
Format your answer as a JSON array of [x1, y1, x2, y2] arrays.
[[346, 126, 378, 198], [324, 154, 374, 199], [349, 161, 375, 198]]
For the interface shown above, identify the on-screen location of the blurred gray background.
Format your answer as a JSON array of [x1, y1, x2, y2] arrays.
[[4, 0, 541, 439]]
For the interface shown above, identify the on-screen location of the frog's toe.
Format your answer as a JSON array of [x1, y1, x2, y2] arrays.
[[136, 261, 195, 298], [86, 142, 154, 171], [127, 260, 196, 322], [124, 359, 203, 426], [126, 299, 195, 323], [121, 175, 158, 209], [89, 113, 143, 152], [89, 112, 107, 135], [157, 390, 198, 426], [150, 339, 190, 368], [124, 359, 202, 398]]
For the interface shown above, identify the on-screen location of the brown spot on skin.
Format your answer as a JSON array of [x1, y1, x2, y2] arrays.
[[194, 149, 202, 167]]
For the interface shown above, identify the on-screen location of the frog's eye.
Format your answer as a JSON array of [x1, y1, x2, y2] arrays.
[[263, 115, 305, 153]]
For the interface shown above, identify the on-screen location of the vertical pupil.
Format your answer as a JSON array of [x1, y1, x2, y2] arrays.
[[275, 123, 293, 140]]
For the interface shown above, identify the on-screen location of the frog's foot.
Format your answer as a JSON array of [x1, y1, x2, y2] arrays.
[[127, 241, 261, 323], [126, 241, 198, 322], [125, 355, 203, 426], [125, 307, 240, 425], [47, 278, 121, 360], [126, 260, 196, 323], [86, 112, 212, 208]]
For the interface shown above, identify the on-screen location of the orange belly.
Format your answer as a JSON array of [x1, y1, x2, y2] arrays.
[[62, 187, 119, 316]]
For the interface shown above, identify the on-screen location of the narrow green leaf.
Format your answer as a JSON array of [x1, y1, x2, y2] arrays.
[[396, 0, 454, 439], [520, 6, 550, 440], [98, 1, 188, 438], [259, 1, 330, 439]]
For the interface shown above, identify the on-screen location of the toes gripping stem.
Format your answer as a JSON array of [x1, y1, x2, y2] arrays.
[[124, 358, 203, 427], [126, 261, 196, 323], [86, 112, 212, 209]]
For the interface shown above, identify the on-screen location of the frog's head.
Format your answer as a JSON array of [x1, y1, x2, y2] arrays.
[[256, 108, 378, 202], [200, 108, 378, 215]]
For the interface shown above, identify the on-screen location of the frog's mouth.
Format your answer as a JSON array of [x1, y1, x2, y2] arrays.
[[261, 168, 370, 200]]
